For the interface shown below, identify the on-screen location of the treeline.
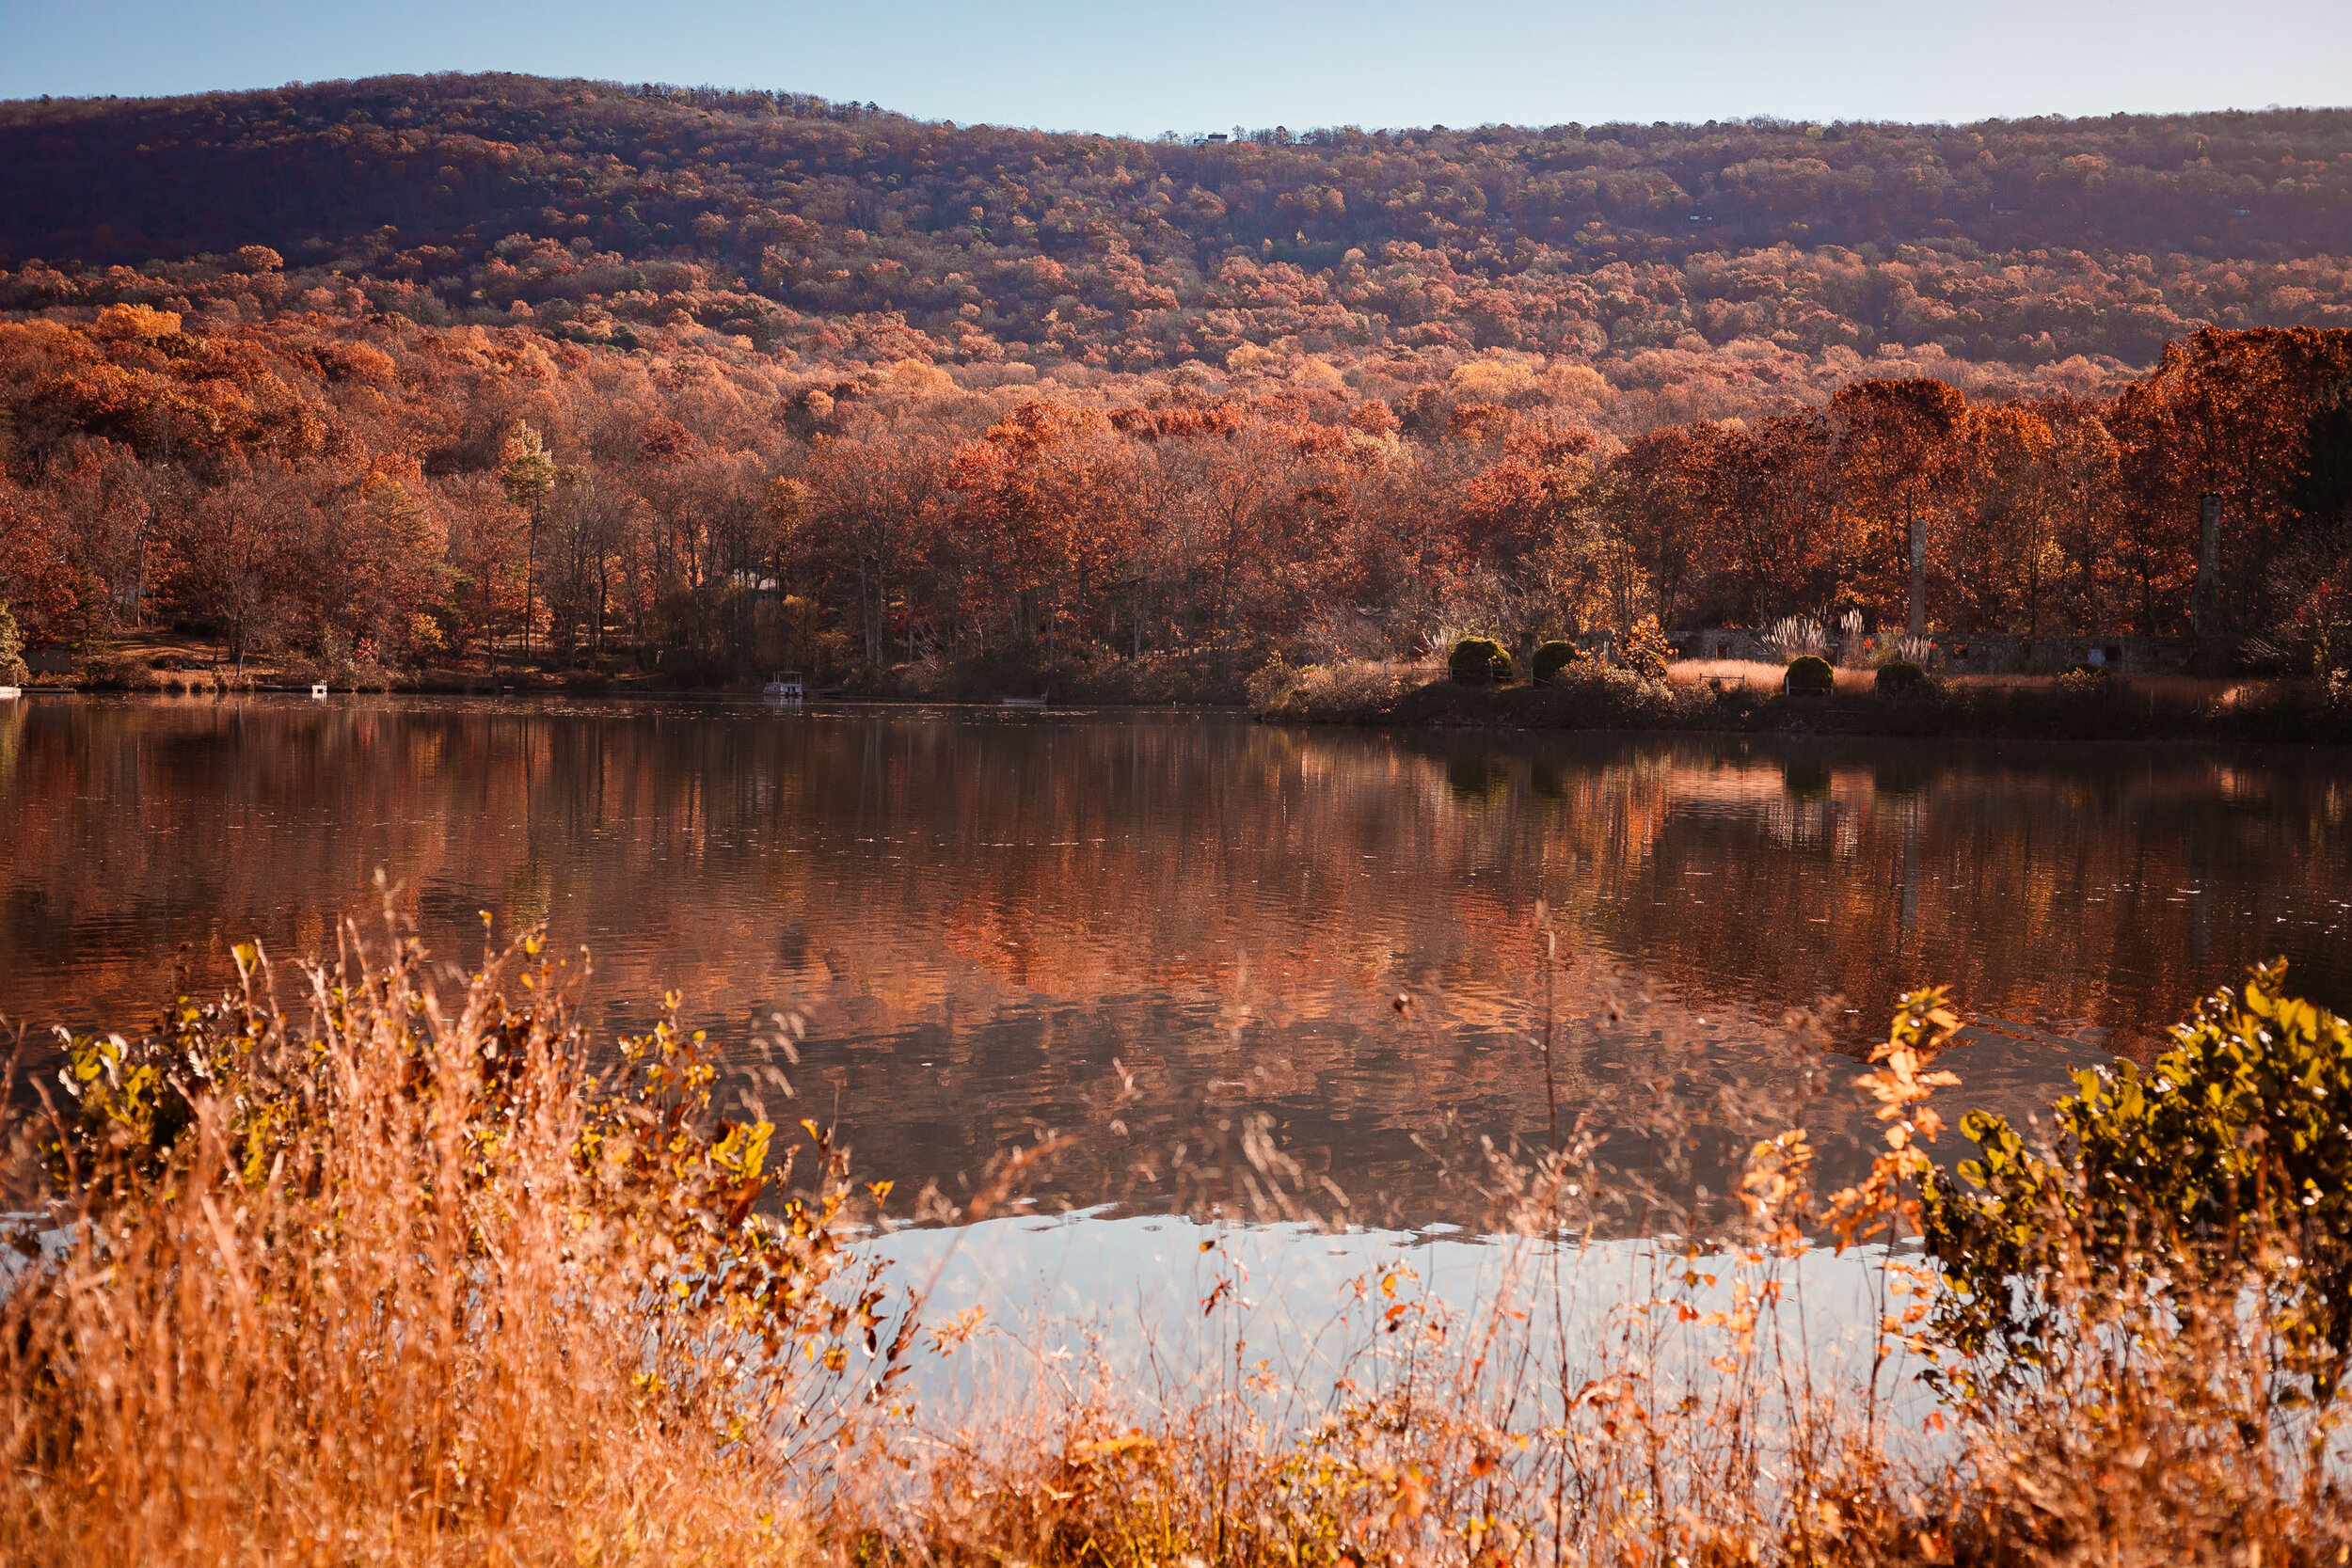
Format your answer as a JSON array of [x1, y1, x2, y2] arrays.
[[2, 75, 2351, 385], [1, 298, 2345, 681], [13, 74, 2350, 272]]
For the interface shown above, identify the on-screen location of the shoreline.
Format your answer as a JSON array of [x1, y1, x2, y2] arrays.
[[16, 668, 2352, 748], [8, 681, 1255, 713], [1249, 664, 2352, 748]]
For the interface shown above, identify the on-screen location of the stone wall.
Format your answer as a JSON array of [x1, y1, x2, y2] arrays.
[[1928, 633, 2204, 675], [1665, 628, 2206, 674]]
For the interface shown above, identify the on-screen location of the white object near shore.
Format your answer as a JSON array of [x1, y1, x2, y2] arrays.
[[310, 683, 328, 699], [763, 669, 803, 705], [0, 687, 19, 701], [1001, 693, 1049, 709]]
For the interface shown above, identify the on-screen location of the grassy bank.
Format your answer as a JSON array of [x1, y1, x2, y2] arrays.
[[23, 627, 1263, 704], [21, 627, 705, 697], [1254, 657, 2352, 745], [8, 918, 2352, 1563]]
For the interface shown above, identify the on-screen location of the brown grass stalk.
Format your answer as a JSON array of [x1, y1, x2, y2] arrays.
[[8, 915, 2352, 1564]]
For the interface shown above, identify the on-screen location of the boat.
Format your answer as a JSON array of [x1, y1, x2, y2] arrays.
[[0, 687, 19, 701], [763, 669, 805, 704], [1000, 692, 1049, 709], [310, 682, 328, 699]]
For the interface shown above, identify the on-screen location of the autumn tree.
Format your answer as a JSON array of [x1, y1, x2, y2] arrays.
[[2247, 380, 2352, 673], [1153, 410, 1312, 639], [951, 401, 1144, 659], [1945, 404, 2062, 635], [540, 467, 633, 663], [160, 453, 308, 670], [1830, 378, 1969, 633], [808, 428, 951, 669], [1693, 413, 1836, 627], [0, 478, 76, 649], [1450, 420, 1628, 641], [499, 420, 555, 663], [2109, 326, 2352, 641], [1594, 426, 1715, 630], [439, 471, 531, 663], [337, 471, 449, 665], [46, 439, 164, 650], [1598, 414, 1832, 631], [0, 598, 25, 684]]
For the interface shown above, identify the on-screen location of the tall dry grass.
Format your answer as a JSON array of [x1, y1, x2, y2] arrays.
[[1665, 656, 2327, 711], [1, 920, 898, 1566], [8, 912, 2352, 1564], [862, 984, 2352, 1566]]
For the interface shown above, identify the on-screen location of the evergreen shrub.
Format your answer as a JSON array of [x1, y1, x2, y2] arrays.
[[1783, 655, 1835, 694], [1875, 659, 1930, 696], [1533, 641, 1581, 684], [1449, 638, 1512, 685]]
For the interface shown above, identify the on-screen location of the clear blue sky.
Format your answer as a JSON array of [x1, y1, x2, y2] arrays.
[[3, 0, 2347, 135]]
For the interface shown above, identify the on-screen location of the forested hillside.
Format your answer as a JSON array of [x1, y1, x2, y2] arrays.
[[0, 76, 2347, 686], [6, 74, 2351, 381]]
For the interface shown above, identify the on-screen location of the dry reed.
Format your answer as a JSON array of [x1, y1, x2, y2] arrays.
[[8, 912, 2352, 1565], [1, 918, 897, 1567]]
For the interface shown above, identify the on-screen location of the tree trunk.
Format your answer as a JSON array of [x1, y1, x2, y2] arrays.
[[2193, 492, 2222, 638], [1907, 508, 1927, 636], [859, 562, 880, 670], [524, 500, 541, 666]]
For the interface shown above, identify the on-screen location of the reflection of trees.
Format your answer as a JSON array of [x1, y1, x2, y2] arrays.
[[4, 701, 2347, 1224]]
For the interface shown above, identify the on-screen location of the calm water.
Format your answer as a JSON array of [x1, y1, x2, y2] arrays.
[[4, 694, 2348, 1229]]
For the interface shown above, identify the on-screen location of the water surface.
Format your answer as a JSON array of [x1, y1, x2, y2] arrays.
[[4, 695, 2346, 1228]]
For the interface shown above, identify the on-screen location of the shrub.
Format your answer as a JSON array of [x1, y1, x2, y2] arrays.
[[0, 601, 27, 684], [1532, 641, 1581, 683], [1448, 637, 1512, 685], [1783, 655, 1835, 694], [1874, 659, 1930, 696], [1244, 653, 1302, 709], [1619, 615, 1674, 681], [2, 922, 891, 1562], [1257, 661, 1409, 721], [1926, 961, 2352, 1396], [74, 655, 136, 690], [1872, 632, 1936, 669]]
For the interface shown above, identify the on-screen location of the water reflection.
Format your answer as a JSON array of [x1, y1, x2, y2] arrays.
[[3, 696, 2345, 1227], [860, 1211, 1926, 1439]]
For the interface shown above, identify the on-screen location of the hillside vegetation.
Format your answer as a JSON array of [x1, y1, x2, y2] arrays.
[[7, 75, 2352, 387], [0, 77, 2347, 688]]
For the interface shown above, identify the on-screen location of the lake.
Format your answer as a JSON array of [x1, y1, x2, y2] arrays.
[[4, 695, 2348, 1235]]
